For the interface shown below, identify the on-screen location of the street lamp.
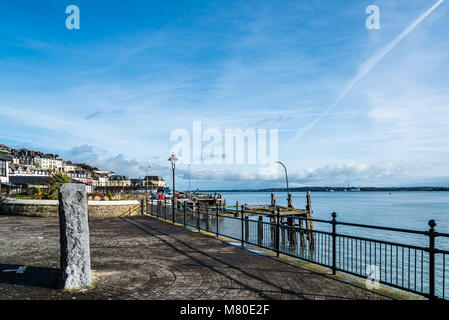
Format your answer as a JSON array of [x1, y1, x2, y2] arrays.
[[276, 161, 292, 208], [168, 152, 178, 222], [146, 165, 151, 194]]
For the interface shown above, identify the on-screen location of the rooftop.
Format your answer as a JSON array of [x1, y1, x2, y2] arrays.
[[0, 154, 13, 162]]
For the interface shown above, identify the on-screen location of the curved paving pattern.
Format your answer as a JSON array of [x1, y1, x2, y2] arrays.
[[0, 215, 390, 300]]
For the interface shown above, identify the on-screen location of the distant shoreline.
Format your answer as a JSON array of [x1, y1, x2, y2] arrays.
[[199, 187, 449, 193]]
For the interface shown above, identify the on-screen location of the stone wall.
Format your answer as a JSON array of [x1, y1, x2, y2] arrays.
[[0, 198, 142, 218]]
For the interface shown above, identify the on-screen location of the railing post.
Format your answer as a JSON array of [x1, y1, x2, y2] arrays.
[[183, 203, 186, 227], [332, 212, 338, 275], [197, 203, 201, 231], [276, 207, 280, 257], [428, 219, 437, 300], [216, 203, 219, 237], [241, 205, 245, 248], [164, 198, 167, 220]]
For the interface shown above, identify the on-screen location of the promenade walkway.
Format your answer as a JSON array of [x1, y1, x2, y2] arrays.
[[0, 215, 397, 300]]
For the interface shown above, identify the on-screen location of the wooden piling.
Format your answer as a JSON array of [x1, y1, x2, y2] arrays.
[[298, 217, 306, 248], [290, 217, 297, 245], [206, 207, 212, 231], [235, 201, 239, 217], [306, 192, 315, 250], [281, 217, 286, 245]]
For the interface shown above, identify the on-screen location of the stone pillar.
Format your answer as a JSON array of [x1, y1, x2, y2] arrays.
[[58, 183, 92, 289]]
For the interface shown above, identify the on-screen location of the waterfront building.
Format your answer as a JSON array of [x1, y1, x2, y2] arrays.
[[9, 165, 50, 177], [143, 176, 166, 189], [67, 170, 91, 184], [0, 154, 13, 186], [9, 175, 50, 189], [63, 161, 80, 172], [108, 175, 131, 187]]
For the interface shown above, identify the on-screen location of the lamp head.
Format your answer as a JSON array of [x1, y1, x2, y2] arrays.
[[168, 152, 178, 167]]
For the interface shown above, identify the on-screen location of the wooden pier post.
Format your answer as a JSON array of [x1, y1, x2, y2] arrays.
[[298, 217, 306, 248], [306, 192, 315, 250], [287, 217, 293, 242], [287, 217, 297, 245], [281, 217, 286, 245], [235, 201, 239, 217], [206, 206, 212, 231]]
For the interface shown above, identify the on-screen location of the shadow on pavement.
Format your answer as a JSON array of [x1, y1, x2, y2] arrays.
[[0, 264, 59, 289]]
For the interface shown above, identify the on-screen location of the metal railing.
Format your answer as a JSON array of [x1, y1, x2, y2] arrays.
[[145, 199, 449, 300]]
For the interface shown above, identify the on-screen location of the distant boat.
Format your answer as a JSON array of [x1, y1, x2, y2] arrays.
[[349, 187, 361, 192]]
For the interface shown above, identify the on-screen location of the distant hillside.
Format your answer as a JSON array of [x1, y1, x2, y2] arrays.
[[200, 186, 449, 192]]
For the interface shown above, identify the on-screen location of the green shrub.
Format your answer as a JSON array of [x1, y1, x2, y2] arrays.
[[47, 173, 71, 199]]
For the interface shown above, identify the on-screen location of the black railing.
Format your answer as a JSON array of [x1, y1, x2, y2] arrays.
[[145, 199, 449, 300]]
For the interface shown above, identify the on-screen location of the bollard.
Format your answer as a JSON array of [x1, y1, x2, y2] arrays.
[[58, 184, 92, 289]]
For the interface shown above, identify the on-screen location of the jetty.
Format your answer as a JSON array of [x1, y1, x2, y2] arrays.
[[166, 192, 315, 251]]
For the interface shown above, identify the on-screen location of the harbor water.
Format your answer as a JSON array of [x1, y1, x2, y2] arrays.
[[208, 191, 449, 298]]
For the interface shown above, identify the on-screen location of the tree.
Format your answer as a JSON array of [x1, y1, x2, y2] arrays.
[[29, 186, 43, 199]]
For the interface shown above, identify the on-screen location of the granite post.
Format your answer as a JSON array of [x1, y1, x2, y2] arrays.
[[58, 183, 92, 289]]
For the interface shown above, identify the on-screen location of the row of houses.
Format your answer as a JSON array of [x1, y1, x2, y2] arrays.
[[0, 144, 166, 194]]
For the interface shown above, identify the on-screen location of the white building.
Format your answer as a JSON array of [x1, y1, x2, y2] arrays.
[[9, 165, 49, 177], [64, 161, 80, 172], [34, 156, 63, 171], [0, 154, 13, 185]]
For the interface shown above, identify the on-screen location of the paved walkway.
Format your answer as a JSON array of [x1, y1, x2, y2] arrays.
[[0, 215, 390, 300]]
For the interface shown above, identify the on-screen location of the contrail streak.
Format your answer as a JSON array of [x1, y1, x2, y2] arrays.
[[285, 0, 444, 149]]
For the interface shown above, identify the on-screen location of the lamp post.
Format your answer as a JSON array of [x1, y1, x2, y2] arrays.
[[146, 165, 151, 194], [188, 163, 191, 199], [168, 152, 178, 220], [276, 161, 292, 208]]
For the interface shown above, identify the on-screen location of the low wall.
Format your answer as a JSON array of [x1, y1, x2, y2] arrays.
[[0, 198, 142, 218]]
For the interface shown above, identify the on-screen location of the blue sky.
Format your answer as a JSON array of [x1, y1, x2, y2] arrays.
[[1, 0, 448, 189]]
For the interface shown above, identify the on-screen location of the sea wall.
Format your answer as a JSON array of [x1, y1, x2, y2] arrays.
[[0, 198, 142, 218]]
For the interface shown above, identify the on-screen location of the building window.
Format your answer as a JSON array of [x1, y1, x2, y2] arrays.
[[0, 160, 6, 177]]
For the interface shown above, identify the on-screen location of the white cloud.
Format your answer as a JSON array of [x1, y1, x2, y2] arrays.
[[184, 161, 430, 186]]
